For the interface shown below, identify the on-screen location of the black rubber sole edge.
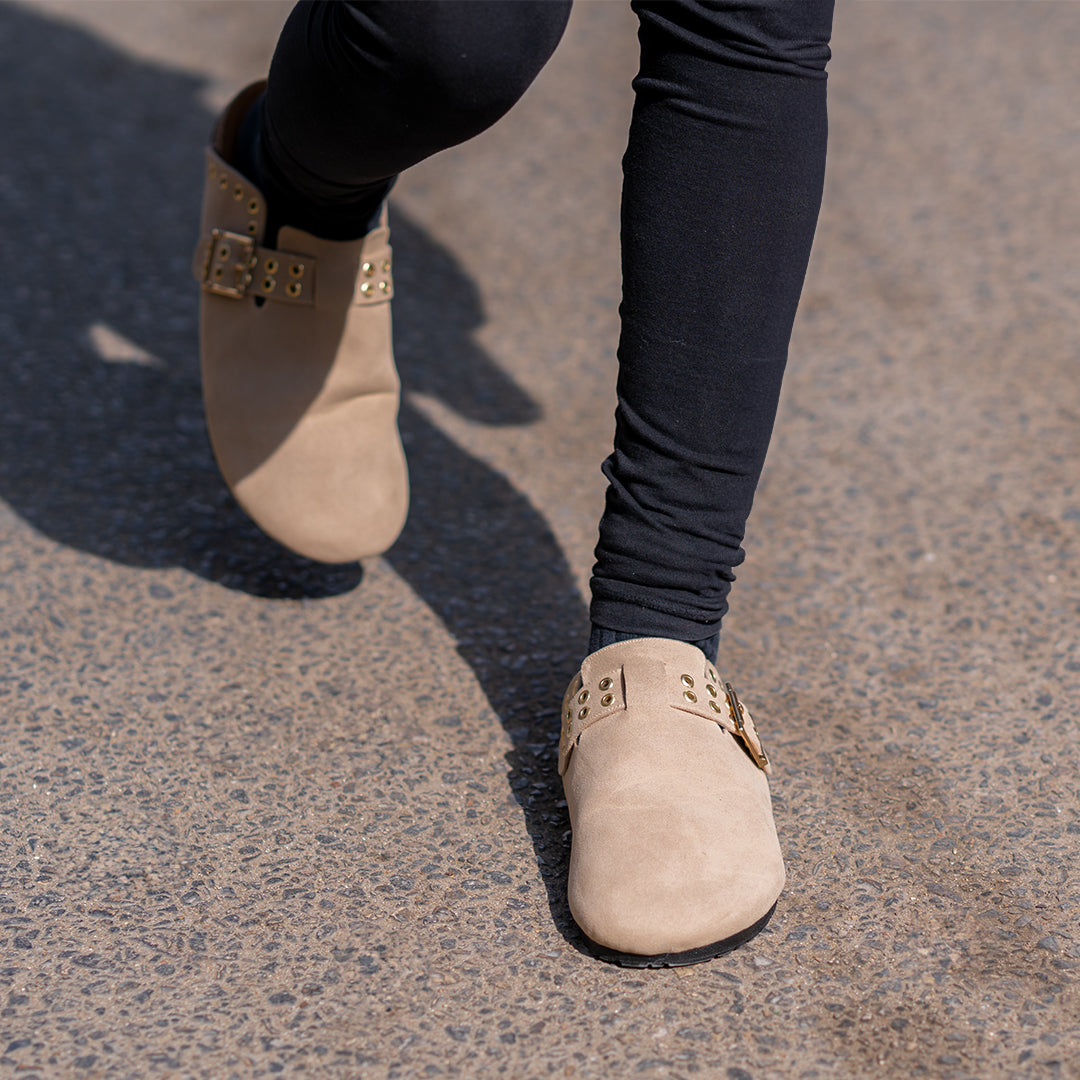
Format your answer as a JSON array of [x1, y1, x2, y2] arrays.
[[582, 901, 778, 969]]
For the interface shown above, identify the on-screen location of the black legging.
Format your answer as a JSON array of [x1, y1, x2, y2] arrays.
[[244, 0, 834, 652]]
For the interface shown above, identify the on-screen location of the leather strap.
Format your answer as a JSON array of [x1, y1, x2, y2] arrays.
[[559, 661, 770, 776], [196, 228, 316, 305]]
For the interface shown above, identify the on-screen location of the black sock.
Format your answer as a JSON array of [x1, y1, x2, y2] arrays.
[[587, 625, 720, 664], [234, 92, 392, 248]]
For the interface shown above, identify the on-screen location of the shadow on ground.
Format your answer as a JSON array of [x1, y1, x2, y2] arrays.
[[0, 2, 586, 944]]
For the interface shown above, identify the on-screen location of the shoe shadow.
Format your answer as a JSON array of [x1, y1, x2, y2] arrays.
[[0, 5, 359, 599], [0, 4, 585, 942]]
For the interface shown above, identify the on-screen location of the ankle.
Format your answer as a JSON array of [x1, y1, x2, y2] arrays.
[[234, 90, 392, 246], [588, 625, 719, 664]]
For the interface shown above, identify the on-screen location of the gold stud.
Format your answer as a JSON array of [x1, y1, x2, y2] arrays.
[[709, 700, 722, 713], [577, 689, 590, 705], [681, 674, 694, 688], [578, 706, 589, 720], [382, 260, 391, 272], [362, 261, 375, 277], [262, 277, 276, 292], [248, 199, 259, 214], [360, 282, 373, 296], [601, 694, 615, 707], [264, 258, 278, 274], [287, 282, 301, 297], [706, 684, 717, 697], [598, 677, 613, 691], [290, 263, 305, 278], [683, 690, 697, 703], [378, 280, 389, 292]]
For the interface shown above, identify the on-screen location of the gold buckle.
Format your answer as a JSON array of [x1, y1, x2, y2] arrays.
[[724, 682, 770, 771], [201, 229, 256, 298]]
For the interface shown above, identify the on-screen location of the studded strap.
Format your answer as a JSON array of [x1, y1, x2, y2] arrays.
[[194, 152, 393, 307], [558, 658, 771, 777]]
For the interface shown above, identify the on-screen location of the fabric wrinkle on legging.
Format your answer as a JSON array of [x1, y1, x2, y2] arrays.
[[249, 0, 835, 647]]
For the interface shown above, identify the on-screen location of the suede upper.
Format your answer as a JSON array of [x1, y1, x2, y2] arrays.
[[195, 82, 408, 563], [561, 638, 784, 957]]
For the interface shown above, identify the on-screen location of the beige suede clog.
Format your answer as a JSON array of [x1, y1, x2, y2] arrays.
[[193, 81, 408, 563], [559, 638, 783, 967]]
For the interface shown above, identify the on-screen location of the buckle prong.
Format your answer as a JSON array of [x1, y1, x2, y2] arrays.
[[724, 682, 770, 771]]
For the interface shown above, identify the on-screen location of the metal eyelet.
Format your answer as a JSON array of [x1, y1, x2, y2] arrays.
[[382, 260, 391, 272], [290, 263, 305, 278], [709, 700, 722, 713], [248, 199, 259, 214], [577, 689, 590, 705], [598, 677, 613, 692], [378, 280, 389, 292], [706, 684, 717, 697], [600, 694, 615, 707], [287, 282, 301, 298], [264, 258, 278, 274], [683, 690, 697, 703], [360, 282, 373, 297], [578, 706, 589, 720], [681, 674, 694, 688], [233, 185, 244, 201], [362, 261, 375, 277], [262, 277, 276, 292]]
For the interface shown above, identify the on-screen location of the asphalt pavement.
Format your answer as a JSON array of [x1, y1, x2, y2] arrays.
[[1, 2, 1078, 1078]]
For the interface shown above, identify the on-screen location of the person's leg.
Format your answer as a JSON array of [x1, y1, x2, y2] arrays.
[[562, 0, 834, 967], [589, 0, 834, 662], [239, 0, 572, 242], [196, 0, 570, 562]]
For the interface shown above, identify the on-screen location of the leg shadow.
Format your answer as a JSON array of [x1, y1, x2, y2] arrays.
[[386, 215, 592, 946], [386, 401, 588, 941]]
